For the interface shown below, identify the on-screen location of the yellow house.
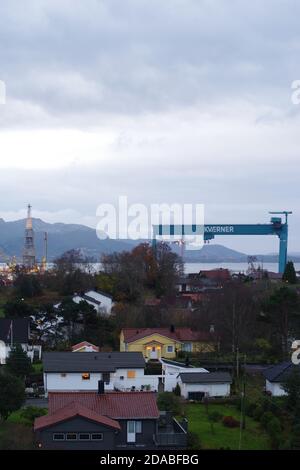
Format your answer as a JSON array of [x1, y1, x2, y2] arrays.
[[120, 327, 216, 360]]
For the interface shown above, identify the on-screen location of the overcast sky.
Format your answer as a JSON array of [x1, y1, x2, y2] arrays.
[[0, 0, 299, 253]]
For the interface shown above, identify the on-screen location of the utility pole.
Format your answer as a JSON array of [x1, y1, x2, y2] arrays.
[[238, 354, 247, 450], [242, 354, 246, 430], [236, 347, 239, 381]]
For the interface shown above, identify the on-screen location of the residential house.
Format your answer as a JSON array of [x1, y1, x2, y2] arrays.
[[73, 290, 114, 315], [160, 358, 209, 392], [178, 372, 232, 400], [43, 351, 159, 394], [34, 388, 187, 450], [263, 361, 299, 396], [120, 327, 217, 360], [71, 341, 99, 352], [0, 318, 41, 364]]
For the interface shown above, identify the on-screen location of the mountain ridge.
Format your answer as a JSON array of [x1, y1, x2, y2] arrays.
[[0, 217, 299, 263]]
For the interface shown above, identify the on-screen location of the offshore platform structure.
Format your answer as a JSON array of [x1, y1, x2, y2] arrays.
[[152, 211, 292, 274], [23, 204, 36, 268]]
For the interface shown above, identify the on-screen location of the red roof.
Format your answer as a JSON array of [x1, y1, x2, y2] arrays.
[[48, 391, 160, 420], [122, 327, 214, 343], [71, 341, 99, 352], [34, 402, 121, 431], [200, 269, 231, 281]]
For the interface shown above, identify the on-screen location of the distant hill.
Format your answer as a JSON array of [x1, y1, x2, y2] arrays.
[[0, 217, 299, 264], [182, 244, 248, 262], [0, 218, 137, 262]]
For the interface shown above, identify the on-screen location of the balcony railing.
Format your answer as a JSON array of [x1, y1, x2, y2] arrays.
[[154, 417, 187, 447]]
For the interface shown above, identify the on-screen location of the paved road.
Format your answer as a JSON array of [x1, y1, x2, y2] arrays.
[[25, 398, 48, 408]]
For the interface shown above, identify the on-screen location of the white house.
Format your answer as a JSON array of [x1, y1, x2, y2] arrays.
[[178, 372, 232, 399], [160, 358, 209, 392], [0, 318, 42, 364], [73, 290, 114, 315], [263, 361, 296, 396], [71, 341, 99, 352], [43, 351, 159, 395]]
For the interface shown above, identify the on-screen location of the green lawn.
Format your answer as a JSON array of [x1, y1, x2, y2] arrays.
[[185, 403, 271, 450]]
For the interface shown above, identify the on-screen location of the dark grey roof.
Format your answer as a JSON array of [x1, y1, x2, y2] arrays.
[[179, 372, 232, 384], [0, 318, 29, 344], [263, 361, 300, 383], [43, 352, 145, 373]]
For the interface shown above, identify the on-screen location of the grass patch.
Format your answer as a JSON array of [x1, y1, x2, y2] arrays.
[[184, 403, 271, 450], [8, 406, 47, 426], [0, 421, 34, 449]]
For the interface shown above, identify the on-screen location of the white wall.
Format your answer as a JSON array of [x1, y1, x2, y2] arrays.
[[73, 291, 114, 315], [44, 368, 149, 393], [266, 380, 287, 397], [0, 343, 41, 364], [179, 380, 231, 398], [161, 363, 209, 392]]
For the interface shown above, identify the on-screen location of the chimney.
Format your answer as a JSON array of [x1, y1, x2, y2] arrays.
[[98, 380, 104, 395], [210, 324, 215, 333], [170, 324, 175, 333]]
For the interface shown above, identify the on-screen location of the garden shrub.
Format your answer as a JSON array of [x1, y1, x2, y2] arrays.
[[253, 405, 264, 421], [266, 417, 282, 449], [187, 431, 201, 450], [20, 406, 47, 425], [244, 401, 257, 417], [173, 383, 181, 397], [157, 392, 182, 415], [260, 411, 275, 429], [222, 416, 240, 428]]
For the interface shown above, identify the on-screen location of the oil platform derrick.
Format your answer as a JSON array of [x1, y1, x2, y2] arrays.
[[23, 204, 36, 269]]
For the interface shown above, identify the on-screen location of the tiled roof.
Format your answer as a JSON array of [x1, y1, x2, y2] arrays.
[[34, 402, 121, 431], [43, 352, 145, 372], [122, 327, 215, 343], [179, 372, 232, 384], [263, 361, 300, 382], [71, 341, 99, 352], [48, 391, 160, 420]]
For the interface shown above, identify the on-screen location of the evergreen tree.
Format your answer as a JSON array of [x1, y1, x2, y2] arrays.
[[0, 372, 25, 420], [6, 344, 33, 379], [282, 369, 300, 411], [283, 261, 297, 284]]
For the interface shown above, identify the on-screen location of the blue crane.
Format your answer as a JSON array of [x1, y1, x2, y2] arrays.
[[152, 211, 292, 273]]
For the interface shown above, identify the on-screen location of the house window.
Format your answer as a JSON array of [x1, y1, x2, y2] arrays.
[[167, 345, 174, 353], [127, 370, 136, 379], [66, 433, 77, 441], [103, 372, 110, 384], [135, 421, 142, 433], [53, 433, 65, 441], [91, 433, 103, 441], [82, 373, 90, 380], [182, 343, 192, 352], [60, 373, 67, 378], [119, 376, 124, 380], [79, 434, 90, 441]]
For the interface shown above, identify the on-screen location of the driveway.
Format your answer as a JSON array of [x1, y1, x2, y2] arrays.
[[25, 398, 48, 408]]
